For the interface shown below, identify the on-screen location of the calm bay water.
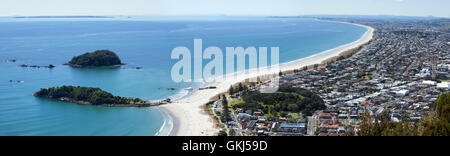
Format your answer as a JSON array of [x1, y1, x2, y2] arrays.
[[0, 16, 367, 136]]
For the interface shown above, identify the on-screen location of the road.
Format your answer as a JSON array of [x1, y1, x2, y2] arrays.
[[307, 113, 317, 136]]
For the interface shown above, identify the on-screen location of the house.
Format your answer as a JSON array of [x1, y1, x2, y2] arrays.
[[257, 130, 268, 136], [257, 117, 266, 123], [338, 114, 348, 120], [329, 133, 340, 136], [422, 80, 437, 86], [278, 123, 306, 133], [253, 111, 263, 116], [437, 82, 450, 89], [237, 113, 251, 120], [337, 128, 346, 134], [395, 90, 409, 96], [297, 119, 307, 123], [319, 112, 332, 120]]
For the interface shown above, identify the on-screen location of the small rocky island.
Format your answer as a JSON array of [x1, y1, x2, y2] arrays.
[[33, 86, 164, 107], [65, 50, 124, 67]]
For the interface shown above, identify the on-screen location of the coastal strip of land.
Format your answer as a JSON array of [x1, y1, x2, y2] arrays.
[[161, 22, 375, 136]]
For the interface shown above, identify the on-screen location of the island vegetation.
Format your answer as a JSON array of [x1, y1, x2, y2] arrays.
[[66, 50, 124, 67], [33, 86, 157, 107], [232, 86, 326, 117]]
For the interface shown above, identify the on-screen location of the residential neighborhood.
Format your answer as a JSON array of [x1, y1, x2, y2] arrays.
[[213, 18, 449, 136]]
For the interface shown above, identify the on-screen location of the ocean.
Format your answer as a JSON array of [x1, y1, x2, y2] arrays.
[[0, 16, 367, 136]]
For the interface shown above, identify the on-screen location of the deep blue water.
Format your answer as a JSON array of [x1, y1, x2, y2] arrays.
[[0, 16, 367, 136]]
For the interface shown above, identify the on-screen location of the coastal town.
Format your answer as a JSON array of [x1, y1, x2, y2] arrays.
[[212, 18, 450, 136]]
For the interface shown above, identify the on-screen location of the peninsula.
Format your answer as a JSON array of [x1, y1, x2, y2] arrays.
[[65, 50, 124, 68], [33, 86, 160, 107]]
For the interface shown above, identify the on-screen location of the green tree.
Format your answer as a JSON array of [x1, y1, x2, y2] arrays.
[[313, 64, 319, 70], [421, 93, 450, 136], [218, 130, 228, 136], [222, 94, 231, 122], [358, 93, 450, 136], [68, 50, 122, 67], [229, 85, 234, 95], [238, 83, 245, 92]]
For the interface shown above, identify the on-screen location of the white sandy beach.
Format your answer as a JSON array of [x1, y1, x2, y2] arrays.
[[161, 22, 375, 136]]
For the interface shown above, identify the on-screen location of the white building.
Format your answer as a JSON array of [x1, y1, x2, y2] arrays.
[[395, 90, 410, 96], [417, 68, 431, 78], [437, 82, 450, 89], [422, 80, 437, 86]]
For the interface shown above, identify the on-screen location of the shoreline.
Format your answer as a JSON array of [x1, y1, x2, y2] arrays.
[[160, 21, 375, 136], [155, 107, 178, 136]]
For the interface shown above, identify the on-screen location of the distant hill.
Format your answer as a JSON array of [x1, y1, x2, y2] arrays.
[[66, 50, 124, 68], [269, 15, 444, 21], [14, 16, 112, 19]]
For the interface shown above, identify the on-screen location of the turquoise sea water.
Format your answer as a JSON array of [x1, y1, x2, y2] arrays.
[[0, 16, 367, 136]]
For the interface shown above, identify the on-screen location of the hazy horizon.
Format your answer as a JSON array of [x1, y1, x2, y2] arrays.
[[3, 14, 448, 18], [1, 0, 449, 18]]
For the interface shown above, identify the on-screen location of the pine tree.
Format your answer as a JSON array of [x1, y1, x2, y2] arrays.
[[229, 86, 234, 95], [238, 83, 244, 92], [222, 94, 231, 122]]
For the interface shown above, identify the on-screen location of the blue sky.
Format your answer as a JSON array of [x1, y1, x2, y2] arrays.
[[1, 0, 449, 17]]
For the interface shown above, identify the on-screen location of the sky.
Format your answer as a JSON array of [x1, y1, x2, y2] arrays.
[[0, 0, 449, 17]]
